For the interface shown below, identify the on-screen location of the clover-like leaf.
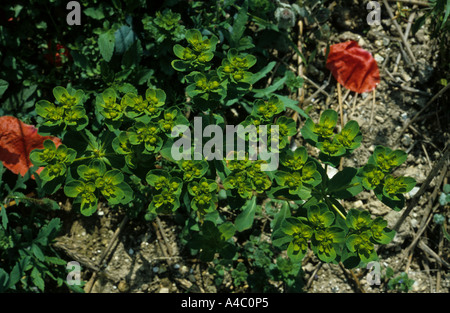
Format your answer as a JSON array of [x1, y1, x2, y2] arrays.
[[188, 177, 218, 214], [53, 86, 84, 108], [128, 121, 163, 153], [54, 145, 77, 165], [64, 180, 86, 198], [29, 139, 58, 166], [36, 100, 64, 126]]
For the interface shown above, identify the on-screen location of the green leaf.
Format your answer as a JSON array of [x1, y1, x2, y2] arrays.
[[32, 243, 45, 261], [98, 30, 116, 62], [358, 164, 385, 190], [8, 256, 30, 289], [230, 3, 248, 46], [64, 180, 85, 198], [235, 196, 257, 232], [249, 61, 276, 84], [0, 269, 8, 292], [300, 118, 318, 145], [218, 221, 236, 241], [327, 167, 363, 199], [375, 185, 405, 211], [307, 204, 335, 229], [345, 209, 372, 231], [335, 120, 362, 151], [104, 170, 124, 185], [31, 267, 45, 292], [0, 79, 9, 98], [278, 95, 309, 119]]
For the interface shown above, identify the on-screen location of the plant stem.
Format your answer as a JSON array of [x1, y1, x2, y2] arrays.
[[331, 203, 346, 220], [337, 82, 344, 128], [72, 155, 96, 163]]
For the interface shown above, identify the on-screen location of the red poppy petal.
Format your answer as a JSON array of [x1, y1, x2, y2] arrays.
[[326, 41, 380, 93], [0, 116, 62, 178]]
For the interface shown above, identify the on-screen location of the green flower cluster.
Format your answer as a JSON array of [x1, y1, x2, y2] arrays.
[[172, 29, 218, 71], [64, 160, 132, 216], [275, 147, 322, 199], [301, 109, 362, 165], [146, 170, 183, 216], [274, 203, 345, 263], [345, 209, 395, 262], [242, 96, 296, 149], [36, 87, 88, 131], [30, 140, 76, 182], [218, 49, 256, 84], [223, 153, 272, 199], [188, 177, 219, 215], [358, 146, 416, 211], [143, 9, 185, 43]]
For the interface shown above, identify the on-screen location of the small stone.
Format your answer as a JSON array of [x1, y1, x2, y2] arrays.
[[353, 200, 364, 208], [179, 266, 189, 275], [375, 115, 384, 123], [118, 280, 130, 293], [409, 186, 420, 197], [401, 134, 412, 147], [374, 54, 384, 64], [159, 287, 170, 293], [401, 72, 412, 82], [303, 263, 315, 273]]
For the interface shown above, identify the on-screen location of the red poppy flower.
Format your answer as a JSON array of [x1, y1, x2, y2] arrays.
[[326, 41, 380, 94], [44, 41, 72, 67], [0, 116, 62, 178]]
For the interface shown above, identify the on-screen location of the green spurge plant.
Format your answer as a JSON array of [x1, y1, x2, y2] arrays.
[[30, 26, 417, 291]]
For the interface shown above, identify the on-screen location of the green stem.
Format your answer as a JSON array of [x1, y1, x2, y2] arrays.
[[72, 155, 96, 163], [324, 197, 346, 220], [331, 203, 346, 220], [328, 182, 360, 194], [80, 131, 96, 151]]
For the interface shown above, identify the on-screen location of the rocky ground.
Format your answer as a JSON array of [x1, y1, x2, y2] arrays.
[[52, 1, 449, 293]]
